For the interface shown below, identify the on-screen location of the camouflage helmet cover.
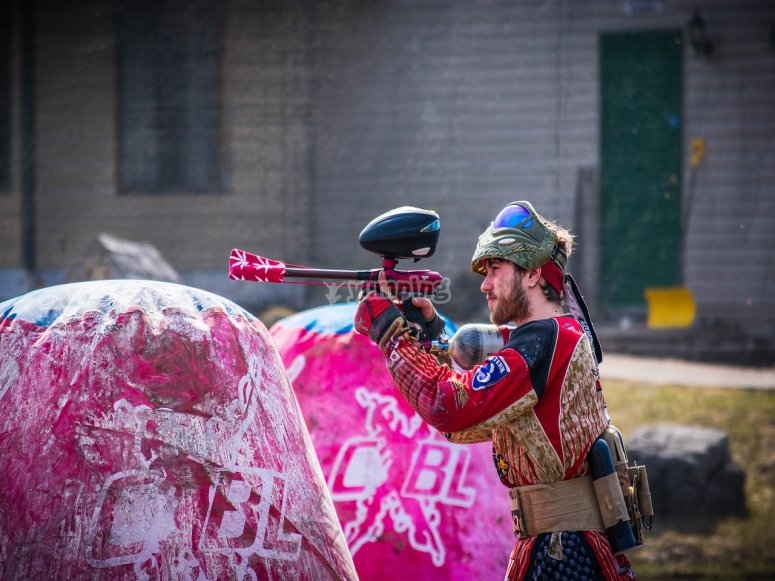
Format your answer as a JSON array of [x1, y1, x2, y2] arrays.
[[471, 201, 567, 275]]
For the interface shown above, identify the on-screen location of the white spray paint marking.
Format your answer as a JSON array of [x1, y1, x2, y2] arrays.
[[285, 354, 306, 384], [85, 352, 301, 578], [327, 387, 476, 567], [199, 467, 302, 562], [87, 470, 178, 569], [0, 355, 19, 404]]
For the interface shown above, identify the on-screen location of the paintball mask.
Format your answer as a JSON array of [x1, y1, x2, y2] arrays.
[[472, 201, 602, 363], [471, 201, 567, 292]]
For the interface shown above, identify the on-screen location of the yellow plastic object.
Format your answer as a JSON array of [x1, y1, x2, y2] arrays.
[[690, 137, 706, 168], [644, 287, 696, 328]]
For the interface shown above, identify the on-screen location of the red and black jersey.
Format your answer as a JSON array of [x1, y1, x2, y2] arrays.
[[384, 315, 608, 486], [382, 315, 635, 580]]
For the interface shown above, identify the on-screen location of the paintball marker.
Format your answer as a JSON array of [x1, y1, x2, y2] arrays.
[[229, 206, 447, 342]]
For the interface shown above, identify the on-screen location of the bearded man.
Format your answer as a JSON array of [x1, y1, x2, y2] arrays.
[[354, 201, 637, 580]]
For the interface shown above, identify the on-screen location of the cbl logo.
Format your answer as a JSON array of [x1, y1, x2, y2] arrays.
[[327, 387, 476, 566], [402, 442, 475, 506]]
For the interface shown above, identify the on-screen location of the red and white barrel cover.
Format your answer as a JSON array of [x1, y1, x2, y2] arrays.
[[271, 303, 513, 580], [0, 280, 357, 580]]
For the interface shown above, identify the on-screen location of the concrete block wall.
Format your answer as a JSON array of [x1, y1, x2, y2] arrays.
[[5, 0, 315, 312], [307, 0, 600, 321], [306, 0, 775, 328], [2, 0, 774, 336]]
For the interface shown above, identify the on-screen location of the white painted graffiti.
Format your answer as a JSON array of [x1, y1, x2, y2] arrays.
[[84, 353, 301, 579], [327, 385, 476, 567], [0, 356, 18, 404]]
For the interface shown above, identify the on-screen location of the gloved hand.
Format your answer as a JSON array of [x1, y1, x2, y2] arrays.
[[403, 297, 446, 343], [354, 291, 404, 347]]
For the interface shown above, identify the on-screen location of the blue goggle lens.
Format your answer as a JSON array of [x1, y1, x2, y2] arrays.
[[492, 204, 533, 230]]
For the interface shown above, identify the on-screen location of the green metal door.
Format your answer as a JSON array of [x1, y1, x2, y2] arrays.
[[599, 30, 683, 311]]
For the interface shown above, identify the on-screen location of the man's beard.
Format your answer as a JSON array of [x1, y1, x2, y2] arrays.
[[490, 274, 530, 325]]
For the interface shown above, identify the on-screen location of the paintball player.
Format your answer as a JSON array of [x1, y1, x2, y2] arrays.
[[354, 201, 637, 580]]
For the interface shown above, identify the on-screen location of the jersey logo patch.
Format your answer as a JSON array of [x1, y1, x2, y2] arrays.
[[472, 356, 510, 391]]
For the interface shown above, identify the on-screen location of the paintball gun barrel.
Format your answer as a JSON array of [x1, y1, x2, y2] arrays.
[[229, 206, 444, 297]]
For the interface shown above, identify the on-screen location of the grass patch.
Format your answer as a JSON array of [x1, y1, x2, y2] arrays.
[[602, 380, 775, 579]]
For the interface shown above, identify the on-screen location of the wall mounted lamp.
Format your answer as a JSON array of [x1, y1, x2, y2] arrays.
[[688, 9, 714, 57]]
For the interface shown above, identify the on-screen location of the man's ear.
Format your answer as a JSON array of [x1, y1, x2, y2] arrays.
[[527, 267, 542, 288]]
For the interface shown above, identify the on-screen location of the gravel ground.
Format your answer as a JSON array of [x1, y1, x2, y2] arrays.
[[599, 353, 775, 389]]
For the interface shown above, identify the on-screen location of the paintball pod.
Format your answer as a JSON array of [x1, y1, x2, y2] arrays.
[[229, 206, 447, 341]]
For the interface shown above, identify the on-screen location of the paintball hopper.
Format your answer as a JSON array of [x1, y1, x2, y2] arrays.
[[359, 206, 440, 262]]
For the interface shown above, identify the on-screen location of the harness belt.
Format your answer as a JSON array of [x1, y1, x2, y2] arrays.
[[508, 474, 626, 538]]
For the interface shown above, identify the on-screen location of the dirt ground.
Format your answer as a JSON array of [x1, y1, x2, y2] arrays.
[[599, 353, 775, 389]]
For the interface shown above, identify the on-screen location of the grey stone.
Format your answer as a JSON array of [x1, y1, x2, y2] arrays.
[[626, 424, 746, 518], [67, 233, 180, 283]]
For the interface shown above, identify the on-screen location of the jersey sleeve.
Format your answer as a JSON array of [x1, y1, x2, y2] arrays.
[[382, 319, 559, 434]]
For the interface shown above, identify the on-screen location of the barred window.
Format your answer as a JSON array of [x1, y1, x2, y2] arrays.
[[117, 0, 225, 193]]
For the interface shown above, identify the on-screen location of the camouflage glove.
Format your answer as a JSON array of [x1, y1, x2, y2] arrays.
[[354, 292, 405, 349]]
